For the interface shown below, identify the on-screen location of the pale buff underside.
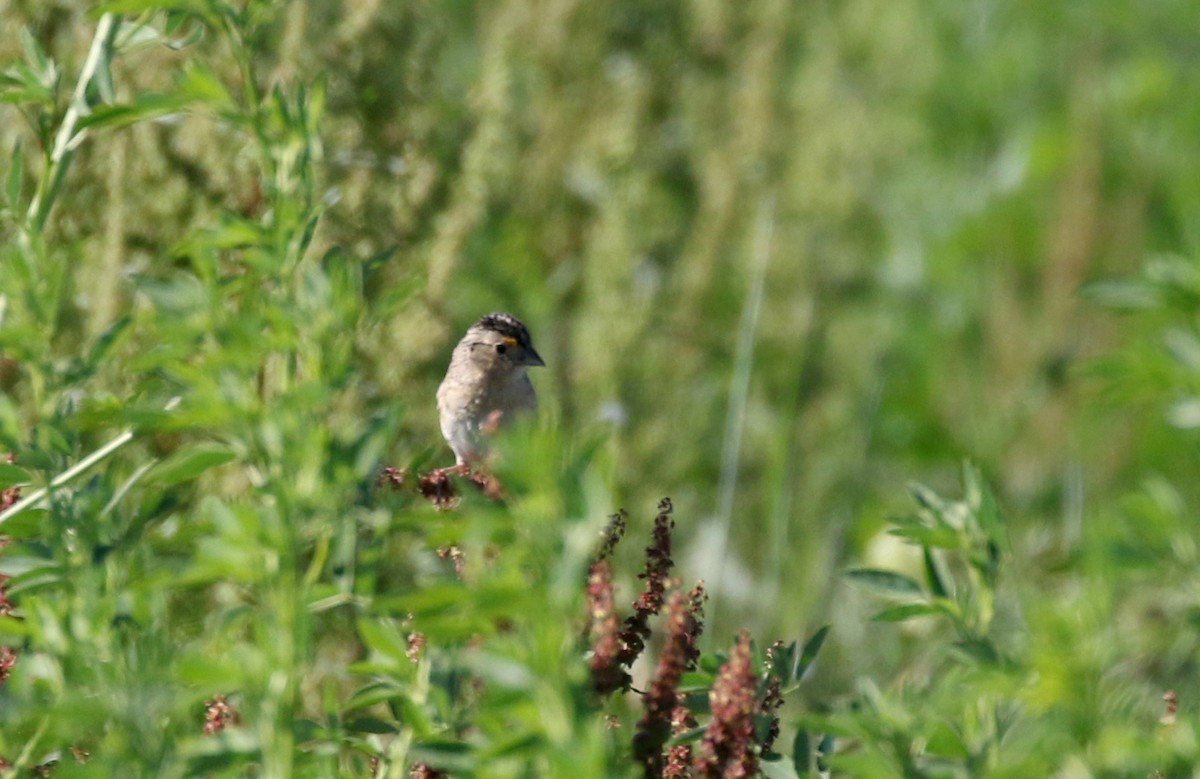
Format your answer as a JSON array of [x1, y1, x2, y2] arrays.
[[437, 364, 537, 464]]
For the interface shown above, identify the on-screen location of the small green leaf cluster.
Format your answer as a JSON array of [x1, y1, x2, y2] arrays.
[[812, 464, 1199, 778]]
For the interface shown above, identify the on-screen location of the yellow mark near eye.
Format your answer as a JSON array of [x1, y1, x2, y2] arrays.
[[502, 337, 518, 348]]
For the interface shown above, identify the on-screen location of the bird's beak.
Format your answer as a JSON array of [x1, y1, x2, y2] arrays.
[[525, 347, 546, 367]]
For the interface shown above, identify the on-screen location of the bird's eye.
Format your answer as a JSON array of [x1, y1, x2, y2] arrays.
[[495, 344, 508, 355]]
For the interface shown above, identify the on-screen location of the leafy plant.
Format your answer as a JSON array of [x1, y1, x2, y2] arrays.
[[2, 1, 1200, 777]]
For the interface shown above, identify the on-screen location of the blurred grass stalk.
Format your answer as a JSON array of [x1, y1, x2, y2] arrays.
[[709, 194, 774, 623]]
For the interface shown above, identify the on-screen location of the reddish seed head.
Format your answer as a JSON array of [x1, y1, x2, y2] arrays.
[[436, 545, 466, 580], [1163, 689, 1179, 725], [406, 632, 427, 663], [0, 453, 18, 512], [203, 694, 239, 735], [693, 631, 758, 778], [617, 499, 676, 668], [664, 700, 698, 779], [0, 645, 15, 684], [586, 560, 629, 695], [634, 589, 703, 776], [0, 574, 11, 618], [597, 509, 628, 561], [377, 466, 407, 490]]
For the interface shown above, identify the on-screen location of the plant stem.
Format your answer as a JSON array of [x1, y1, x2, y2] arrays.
[[0, 397, 180, 526], [26, 13, 117, 234]]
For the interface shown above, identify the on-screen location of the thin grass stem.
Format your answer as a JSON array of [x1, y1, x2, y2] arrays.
[[709, 194, 775, 621], [27, 13, 117, 234], [0, 397, 180, 526]]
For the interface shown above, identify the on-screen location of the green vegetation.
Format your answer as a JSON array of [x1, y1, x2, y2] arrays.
[[1, 1, 1198, 776]]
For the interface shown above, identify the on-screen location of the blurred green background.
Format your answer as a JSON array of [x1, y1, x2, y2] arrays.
[[3, 0, 1200, 776]]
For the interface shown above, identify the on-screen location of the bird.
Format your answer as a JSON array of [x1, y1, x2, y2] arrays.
[[436, 312, 545, 467]]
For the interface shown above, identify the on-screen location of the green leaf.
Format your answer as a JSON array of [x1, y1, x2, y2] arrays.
[[162, 11, 206, 50], [1078, 278, 1161, 310], [2, 558, 66, 596], [797, 625, 828, 679], [408, 741, 474, 773], [923, 547, 949, 598], [297, 207, 323, 261], [83, 314, 132, 370], [964, 462, 1005, 542], [908, 481, 947, 513], [887, 520, 959, 550], [823, 751, 893, 774], [0, 615, 33, 642], [461, 651, 535, 691], [792, 728, 811, 778], [19, 27, 56, 87], [667, 724, 707, 745], [375, 584, 471, 618], [0, 508, 46, 539], [928, 597, 963, 620], [346, 681, 406, 711], [77, 93, 189, 131], [0, 462, 32, 489], [6, 141, 22, 210], [766, 639, 797, 682], [136, 272, 208, 314], [147, 445, 236, 487], [844, 568, 924, 597], [345, 717, 398, 735], [816, 734, 836, 772], [0, 71, 51, 105], [357, 618, 411, 664], [483, 731, 544, 759], [871, 603, 939, 622], [926, 722, 970, 759], [392, 693, 434, 738], [181, 58, 231, 99], [951, 637, 1002, 666]]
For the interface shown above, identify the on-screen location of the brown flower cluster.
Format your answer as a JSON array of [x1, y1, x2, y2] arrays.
[[0, 451, 19, 512], [664, 703, 698, 778], [586, 501, 788, 779], [586, 499, 691, 697], [693, 632, 758, 778], [0, 573, 11, 618], [597, 509, 628, 561], [203, 694, 239, 735], [0, 492, 13, 687], [377, 465, 407, 490], [0, 461, 23, 757], [758, 644, 786, 755], [436, 544, 466, 580], [0, 645, 15, 685], [618, 499, 676, 669], [378, 464, 505, 509], [1162, 689, 1179, 725], [633, 587, 705, 774], [406, 631, 427, 663], [586, 559, 628, 695], [410, 762, 448, 778]]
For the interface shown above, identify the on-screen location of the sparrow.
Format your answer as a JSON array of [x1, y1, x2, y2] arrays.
[[436, 313, 545, 466]]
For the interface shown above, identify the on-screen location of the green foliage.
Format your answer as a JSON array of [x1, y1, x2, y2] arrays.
[[1, 0, 1200, 777], [814, 467, 1199, 778]]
